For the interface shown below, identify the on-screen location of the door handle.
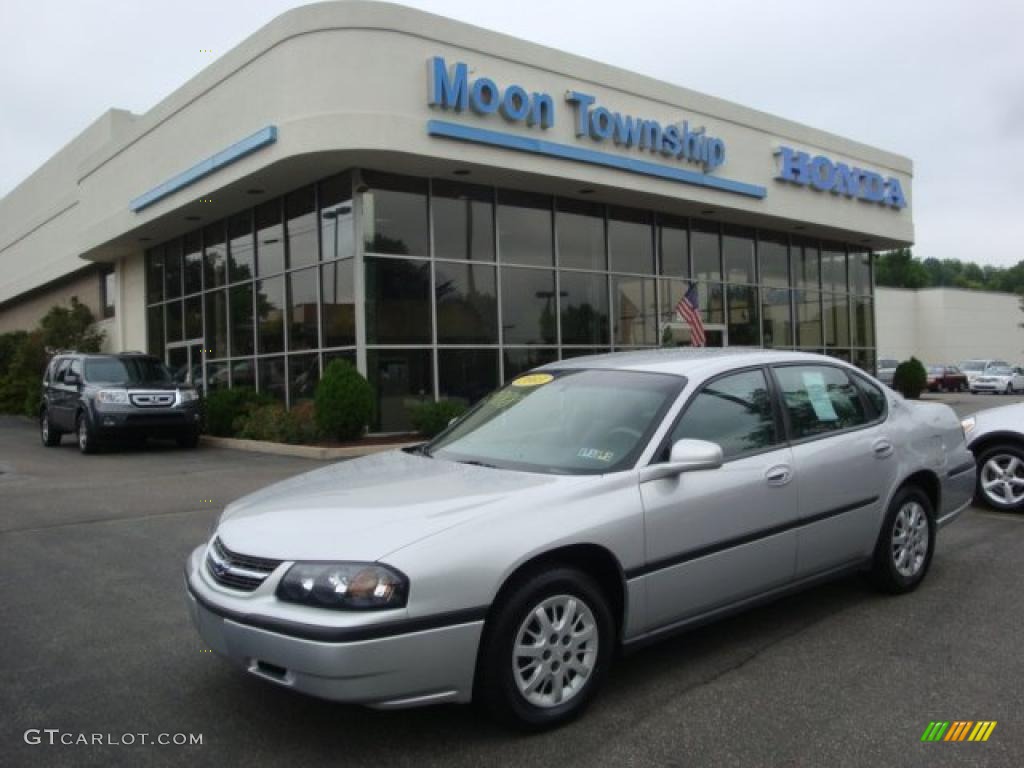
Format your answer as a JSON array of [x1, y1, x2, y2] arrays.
[[872, 439, 895, 459], [765, 465, 793, 487]]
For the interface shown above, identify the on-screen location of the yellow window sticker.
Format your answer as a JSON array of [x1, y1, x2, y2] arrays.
[[512, 373, 554, 388]]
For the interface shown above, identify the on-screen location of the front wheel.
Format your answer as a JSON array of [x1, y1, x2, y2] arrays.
[[476, 567, 613, 730], [40, 410, 62, 447], [76, 413, 98, 454], [870, 486, 935, 594], [976, 443, 1024, 512]]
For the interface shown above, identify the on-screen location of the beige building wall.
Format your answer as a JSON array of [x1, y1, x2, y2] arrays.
[[0, 268, 103, 335], [876, 287, 1024, 364]]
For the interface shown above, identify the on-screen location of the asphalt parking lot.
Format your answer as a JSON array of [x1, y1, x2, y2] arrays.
[[2, 393, 1023, 768]]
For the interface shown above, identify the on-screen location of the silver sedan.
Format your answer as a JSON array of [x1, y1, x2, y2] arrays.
[[963, 402, 1024, 511], [185, 349, 975, 728]]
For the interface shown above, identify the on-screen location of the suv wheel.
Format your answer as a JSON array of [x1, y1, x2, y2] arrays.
[[40, 410, 61, 447], [976, 443, 1024, 512], [870, 486, 935, 594], [476, 567, 612, 730], [76, 413, 98, 454]]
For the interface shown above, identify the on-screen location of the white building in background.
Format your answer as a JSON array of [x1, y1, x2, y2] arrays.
[[876, 286, 1024, 365]]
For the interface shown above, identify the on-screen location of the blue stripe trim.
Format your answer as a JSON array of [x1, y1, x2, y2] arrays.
[[129, 126, 278, 212], [427, 120, 765, 199]]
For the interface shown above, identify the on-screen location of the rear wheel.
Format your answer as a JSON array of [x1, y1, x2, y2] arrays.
[[76, 413, 98, 454], [40, 409, 61, 447], [870, 485, 935, 594], [976, 443, 1024, 512], [476, 567, 612, 730]]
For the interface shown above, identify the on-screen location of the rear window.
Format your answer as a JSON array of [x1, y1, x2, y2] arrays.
[[773, 365, 868, 440]]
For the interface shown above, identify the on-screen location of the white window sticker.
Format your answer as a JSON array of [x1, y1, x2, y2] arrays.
[[802, 370, 838, 421], [577, 447, 615, 463]]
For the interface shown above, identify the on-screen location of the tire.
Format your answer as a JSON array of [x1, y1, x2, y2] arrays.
[[40, 409, 62, 447], [475, 566, 613, 730], [176, 431, 200, 449], [975, 443, 1024, 512], [870, 485, 935, 594], [76, 412, 98, 454]]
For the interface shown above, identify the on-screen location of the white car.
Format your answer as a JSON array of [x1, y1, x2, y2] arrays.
[[968, 365, 1024, 395], [959, 359, 1011, 387]]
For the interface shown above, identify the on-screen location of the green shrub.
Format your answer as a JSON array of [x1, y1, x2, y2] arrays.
[[408, 399, 468, 438], [235, 400, 320, 445], [315, 359, 374, 441], [0, 330, 47, 415], [204, 387, 274, 436], [893, 357, 927, 399]]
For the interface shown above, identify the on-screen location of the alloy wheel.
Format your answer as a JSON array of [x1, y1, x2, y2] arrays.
[[512, 594, 598, 708], [78, 419, 88, 452], [41, 415, 49, 442], [891, 501, 929, 578], [981, 454, 1024, 507]]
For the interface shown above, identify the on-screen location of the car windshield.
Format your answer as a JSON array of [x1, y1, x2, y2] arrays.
[[426, 369, 684, 475], [960, 361, 985, 371], [989, 366, 1013, 376], [84, 357, 174, 385]]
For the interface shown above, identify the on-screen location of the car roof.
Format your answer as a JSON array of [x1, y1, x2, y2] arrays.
[[536, 347, 858, 379]]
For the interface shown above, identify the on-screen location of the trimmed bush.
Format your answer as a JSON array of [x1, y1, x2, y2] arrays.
[[408, 399, 468, 438], [235, 401, 319, 444], [893, 357, 927, 399], [204, 387, 273, 436], [315, 359, 374, 441]]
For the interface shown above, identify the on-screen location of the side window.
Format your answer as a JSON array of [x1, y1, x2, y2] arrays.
[[54, 358, 70, 384], [69, 359, 83, 381], [669, 369, 779, 460], [854, 374, 887, 420], [773, 365, 868, 439]]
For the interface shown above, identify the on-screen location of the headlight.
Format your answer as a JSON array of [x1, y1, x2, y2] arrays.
[[961, 416, 976, 437], [96, 389, 129, 404], [176, 388, 199, 405], [277, 562, 408, 610]]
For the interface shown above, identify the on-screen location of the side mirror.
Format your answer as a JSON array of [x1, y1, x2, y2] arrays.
[[64, 372, 80, 386], [640, 439, 724, 482]]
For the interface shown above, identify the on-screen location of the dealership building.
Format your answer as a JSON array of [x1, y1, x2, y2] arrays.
[[0, 1, 912, 431]]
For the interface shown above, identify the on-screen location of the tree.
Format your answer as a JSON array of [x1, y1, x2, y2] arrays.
[[874, 248, 928, 289], [38, 298, 105, 353]]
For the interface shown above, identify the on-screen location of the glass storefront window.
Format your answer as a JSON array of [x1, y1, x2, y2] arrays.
[[727, 284, 759, 345], [556, 198, 605, 271], [825, 292, 850, 347], [758, 232, 789, 288], [205, 289, 228, 359], [432, 180, 495, 262], [761, 287, 793, 348], [852, 297, 874, 348], [365, 256, 431, 345], [613, 276, 657, 346], [319, 173, 354, 262], [206, 361, 228, 391], [822, 244, 848, 292], [287, 267, 318, 351], [362, 171, 428, 256], [183, 232, 203, 295], [288, 353, 319, 403], [852, 349, 875, 374], [184, 295, 203, 339], [796, 290, 822, 348], [230, 283, 254, 356], [146, 248, 164, 303], [203, 223, 226, 289], [367, 349, 433, 432], [258, 356, 286, 401], [608, 207, 654, 274], [438, 348, 499, 407], [659, 215, 689, 278], [691, 221, 721, 281], [323, 349, 356, 370], [503, 347, 558, 381], [320, 260, 355, 348], [164, 239, 182, 299], [147, 305, 164, 360], [497, 190, 553, 266], [850, 250, 871, 295], [257, 276, 285, 354], [658, 280, 723, 345], [228, 212, 254, 283], [722, 225, 755, 284], [435, 261, 498, 344], [231, 358, 256, 389], [793, 239, 820, 290], [286, 186, 317, 270], [560, 271, 609, 346], [166, 300, 183, 343], [256, 200, 285, 276], [500, 267, 557, 345]]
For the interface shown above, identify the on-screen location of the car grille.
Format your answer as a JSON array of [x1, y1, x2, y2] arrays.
[[130, 392, 175, 407], [206, 537, 282, 592]]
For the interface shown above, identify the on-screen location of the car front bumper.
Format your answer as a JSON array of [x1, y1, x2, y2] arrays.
[[92, 406, 201, 435], [969, 382, 1004, 392], [184, 546, 483, 708]]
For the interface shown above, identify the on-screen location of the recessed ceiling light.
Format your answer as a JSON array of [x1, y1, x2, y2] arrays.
[[452, 169, 471, 176], [246, 188, 265, 195], [701, 209, 715, 215], [794, 225, 806, 230], [579, 188, 595, 195]]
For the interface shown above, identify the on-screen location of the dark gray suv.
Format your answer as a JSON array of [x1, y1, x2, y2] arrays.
[[40, 352, 202, 453]]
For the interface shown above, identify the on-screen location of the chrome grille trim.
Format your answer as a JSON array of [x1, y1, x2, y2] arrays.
[[130, 392, 175, 407], [206, 536, 282, 592]]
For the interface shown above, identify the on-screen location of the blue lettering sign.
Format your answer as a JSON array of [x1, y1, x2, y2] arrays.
[[774, 146, 907, 210]]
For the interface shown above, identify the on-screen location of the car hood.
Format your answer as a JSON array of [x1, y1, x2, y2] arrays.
[[216, 450, 576, 562]]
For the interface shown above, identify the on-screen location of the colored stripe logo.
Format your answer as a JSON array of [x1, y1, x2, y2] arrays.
[[921, 721, 997, 742]]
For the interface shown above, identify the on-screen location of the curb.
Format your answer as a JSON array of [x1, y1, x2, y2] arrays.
[[200, 435, 422, 460]]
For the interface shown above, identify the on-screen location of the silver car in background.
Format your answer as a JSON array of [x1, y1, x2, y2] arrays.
[[962, 402, 1024, 512], [960, 358, 1011, 387], [185, 349, 975, 728], [968, 365, 1024, 395]]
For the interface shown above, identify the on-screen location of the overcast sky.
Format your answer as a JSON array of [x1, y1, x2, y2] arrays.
[[2, 0, 1021, 265]]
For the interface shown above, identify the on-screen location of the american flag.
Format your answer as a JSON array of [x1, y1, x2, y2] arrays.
[[675, 282, 705, 347]]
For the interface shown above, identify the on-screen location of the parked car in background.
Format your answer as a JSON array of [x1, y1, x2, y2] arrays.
[[968, 365, 1024, 395], [40, 352, 202, 453], [959, 359, 1011, 386], [962, 403, 1024, 512], [926, 365, 968, 392], [186, 348, 974, 728], [877, 358, 899, 386]]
